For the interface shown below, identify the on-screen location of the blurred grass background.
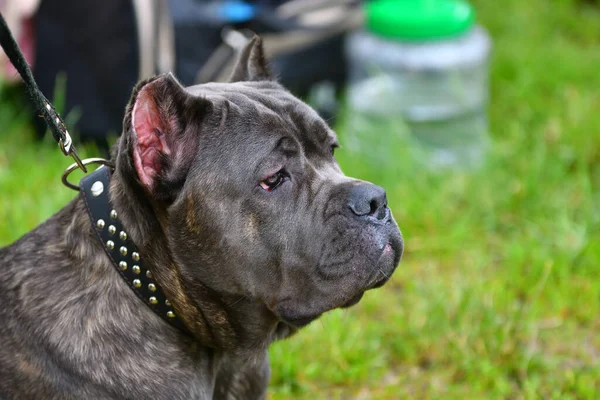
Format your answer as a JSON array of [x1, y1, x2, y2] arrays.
[[1, 0, 600, 398]]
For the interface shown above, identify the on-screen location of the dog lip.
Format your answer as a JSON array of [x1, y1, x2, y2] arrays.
[[364, 239, 401, 290], [340, 292, 364, 308], [272, 301, 323, 328], [280, 314, 321, 328], [369, 277, 389, 289]]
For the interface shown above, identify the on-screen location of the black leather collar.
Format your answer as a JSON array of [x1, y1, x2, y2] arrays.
[[80, 167, 187, 333]]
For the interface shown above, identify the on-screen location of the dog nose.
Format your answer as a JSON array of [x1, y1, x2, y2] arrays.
[[347, 183, 388, 220]]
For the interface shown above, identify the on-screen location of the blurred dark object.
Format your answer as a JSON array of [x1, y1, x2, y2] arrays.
[[34, 0, 138, 151], [174, 1, 360, 94], [32, 0, 361, 149]]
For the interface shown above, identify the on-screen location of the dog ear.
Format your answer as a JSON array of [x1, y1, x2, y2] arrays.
[[229, 36, 273, 82], [128, 73, 210, 200]]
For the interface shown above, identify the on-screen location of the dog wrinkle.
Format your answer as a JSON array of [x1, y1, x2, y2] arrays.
[[218, 99, 230, 131], [244, 213, 259, 240], [157, 260, 226, 347], [185, 192, 201, 233]]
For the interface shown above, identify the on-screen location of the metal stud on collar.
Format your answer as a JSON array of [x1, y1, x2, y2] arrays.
[[80, 167, 184, 332], [91, 181, 104, 197]]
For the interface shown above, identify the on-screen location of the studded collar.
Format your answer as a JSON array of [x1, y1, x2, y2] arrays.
[[80, 167, 187, 333]]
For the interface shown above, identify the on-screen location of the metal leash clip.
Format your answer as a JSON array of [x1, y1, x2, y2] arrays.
[[41, 99, 111, 191], [41, 99, 88, 175], [62, 158, 115, 191], [58, 131, 87, 174]]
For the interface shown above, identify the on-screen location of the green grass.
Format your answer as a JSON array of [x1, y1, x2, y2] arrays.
[[0, 83, 95, 237], [2, 0, 600, 397]]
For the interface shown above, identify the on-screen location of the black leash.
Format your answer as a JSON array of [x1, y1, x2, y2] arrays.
[[0, 11, 86, 172]]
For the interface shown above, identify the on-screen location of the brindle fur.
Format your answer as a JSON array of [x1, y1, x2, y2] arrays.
[[0, 37, 402, 399]]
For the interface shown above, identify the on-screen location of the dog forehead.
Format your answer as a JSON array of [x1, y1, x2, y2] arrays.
[[185, 82, 336, 147]]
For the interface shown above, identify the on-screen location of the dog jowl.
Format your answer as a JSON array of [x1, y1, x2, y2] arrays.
[[0, 37, 403, 399]]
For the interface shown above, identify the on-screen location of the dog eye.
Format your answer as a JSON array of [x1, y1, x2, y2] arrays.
[[259, 170, 288, 192]]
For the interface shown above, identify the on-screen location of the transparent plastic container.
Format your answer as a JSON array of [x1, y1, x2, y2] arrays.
[[345, 0, 491, 169]]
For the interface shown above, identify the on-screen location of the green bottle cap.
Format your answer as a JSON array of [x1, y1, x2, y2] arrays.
[[366, 0, 476, 41]]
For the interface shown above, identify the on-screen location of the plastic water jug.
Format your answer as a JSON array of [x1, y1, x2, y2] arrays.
[[345, 0, 491, 169]]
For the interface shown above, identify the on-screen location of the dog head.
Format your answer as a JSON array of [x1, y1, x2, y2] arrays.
[[115, 37, 403, 344]]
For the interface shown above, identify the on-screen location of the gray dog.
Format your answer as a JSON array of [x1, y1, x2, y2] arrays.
[[0, 37, 402, 399]]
